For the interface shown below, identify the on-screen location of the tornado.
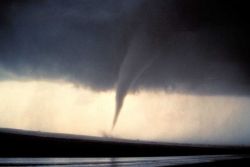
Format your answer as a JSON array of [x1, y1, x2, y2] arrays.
[[112, 33, 157, 129]]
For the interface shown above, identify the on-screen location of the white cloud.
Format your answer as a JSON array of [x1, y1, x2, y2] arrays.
[[0, 80, 250, 145]]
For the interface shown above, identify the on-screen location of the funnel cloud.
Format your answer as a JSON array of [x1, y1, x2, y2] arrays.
[[113, 31, 159, 128]]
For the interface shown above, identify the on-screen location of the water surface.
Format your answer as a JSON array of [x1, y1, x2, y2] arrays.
[[0, 155, 246, 166]]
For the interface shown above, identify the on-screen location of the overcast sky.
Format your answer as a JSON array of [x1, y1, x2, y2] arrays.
[[0, 0, 250, 145]]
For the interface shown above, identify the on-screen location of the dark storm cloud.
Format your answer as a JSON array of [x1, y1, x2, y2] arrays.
[[0, 0, 141, 89], [0, 0, 249, 95]]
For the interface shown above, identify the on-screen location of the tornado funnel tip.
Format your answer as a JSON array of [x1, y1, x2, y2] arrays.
[[111, 111, 119, 131]]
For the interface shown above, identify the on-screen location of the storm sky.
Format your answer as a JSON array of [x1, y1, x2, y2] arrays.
[[0, 0, 250, 145]]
